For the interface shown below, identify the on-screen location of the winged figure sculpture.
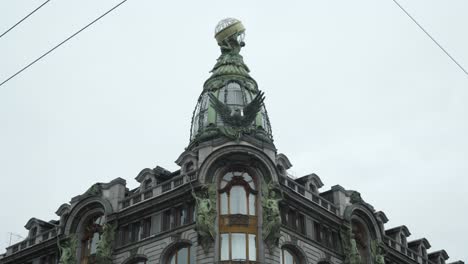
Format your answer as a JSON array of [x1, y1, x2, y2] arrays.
[[208, 91, 265, 128]]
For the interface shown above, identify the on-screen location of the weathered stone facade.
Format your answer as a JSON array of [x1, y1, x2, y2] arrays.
[[0, 19, 463, 264]]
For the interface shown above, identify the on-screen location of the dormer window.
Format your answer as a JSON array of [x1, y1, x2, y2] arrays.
[[30, 227, 37, 238], [144, 179, 153, 190], [439, 257, 445, 264], [421, 247, 427, 257], [400, 233, 407, 247], [185, 162, 194, 173], [309, 184, 317, 193]]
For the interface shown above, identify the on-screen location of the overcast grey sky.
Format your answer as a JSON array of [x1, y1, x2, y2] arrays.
[[0, 0, 467, 261]]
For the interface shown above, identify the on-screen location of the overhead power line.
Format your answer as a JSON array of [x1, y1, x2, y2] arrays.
[[0, 0, 52, 39], [391, 0, 468, 76], [0, 0, 129, 88]]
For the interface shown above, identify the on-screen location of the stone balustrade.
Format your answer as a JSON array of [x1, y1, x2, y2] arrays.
[[384, 236, 433, 264], [278, 175, 339, 215], [120, 173, 197, 210], [6, 228, 57, 256]]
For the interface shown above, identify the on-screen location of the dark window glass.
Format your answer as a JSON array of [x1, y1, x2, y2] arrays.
[[298, 214, 305, 234], [120, 225, 129, 246], [287, 210, 296, 229], [162, 210, 171, 231], [141, 217, 151, 239], [81, 215, 104, 263], [167, 246, 194, 264], [130, 222, 140, 242], [314, 222, 322, 242], [281, 248, 299, 264]]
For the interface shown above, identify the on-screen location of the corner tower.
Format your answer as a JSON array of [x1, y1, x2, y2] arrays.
[[189, 18, 273, 149]]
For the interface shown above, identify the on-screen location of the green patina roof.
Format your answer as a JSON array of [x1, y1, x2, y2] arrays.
[[203, 52, 258, 92], [188, 19, 272, 149]]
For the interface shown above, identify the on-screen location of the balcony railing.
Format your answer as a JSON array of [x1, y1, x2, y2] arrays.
[[278, 176, 339, 215], [119, 173, 197, 210], [6, 228, 57, 256], [383, 236, 434, 264]]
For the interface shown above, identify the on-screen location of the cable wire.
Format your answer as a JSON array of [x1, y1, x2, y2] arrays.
[[0, 0, 129, 87], [391, 0, 468, 76], [0, 0, 52, 39]]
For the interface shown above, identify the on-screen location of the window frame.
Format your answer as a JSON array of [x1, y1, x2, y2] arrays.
[[166, 245, 195, 264], [280, 247, 299, 264], [217, 167, 259, 263], [80, 214, 104, 264]]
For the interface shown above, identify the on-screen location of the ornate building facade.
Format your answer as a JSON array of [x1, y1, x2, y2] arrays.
[[0, 19, 464, 264]]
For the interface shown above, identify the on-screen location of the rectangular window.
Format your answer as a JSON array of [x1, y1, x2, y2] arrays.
[[187, 203, 195, 224], [220, 192, 228, 215], [280, 206, 288, 224], [248, 194, 256, 216], [298, 214, 305, 234], [220, 234, 229, 261], [231, 233, 246, 260], [120, 225, 129, 246], [162, 210, 171, 231], [130, 222, 140, 242], [314, 222, 322, 242], [152, 213, 161, 234], [173, 208, 180, 228], [230, 186, 247, 215], [248, 234, 257, 261], [90, 232, 100, 253], [180, 207, 187, 225], [141, 217, 151, 239], [332, 231, 341, 251], [288, 210, 296, 229]]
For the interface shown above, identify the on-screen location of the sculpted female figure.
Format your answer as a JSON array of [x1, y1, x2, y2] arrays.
[[262, 181, 282, 246], [57, 234, 77, 264], [192, 184, 216, 251]]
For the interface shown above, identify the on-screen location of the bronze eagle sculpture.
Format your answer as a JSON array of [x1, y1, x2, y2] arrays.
[[208, 91, 265, 128]]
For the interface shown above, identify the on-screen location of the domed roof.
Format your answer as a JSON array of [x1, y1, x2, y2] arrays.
[[188, 19, 273, 149]]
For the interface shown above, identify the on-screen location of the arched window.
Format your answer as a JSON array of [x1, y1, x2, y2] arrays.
[[280, 248, 299, 264], [80, 214, 104, 264], [218, 169, 258, 263], [219, 171, 256, 216], [167, 245, 195, 264]]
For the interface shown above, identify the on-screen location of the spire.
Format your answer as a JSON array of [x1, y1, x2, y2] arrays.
[[188, 18, 272, 149]]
